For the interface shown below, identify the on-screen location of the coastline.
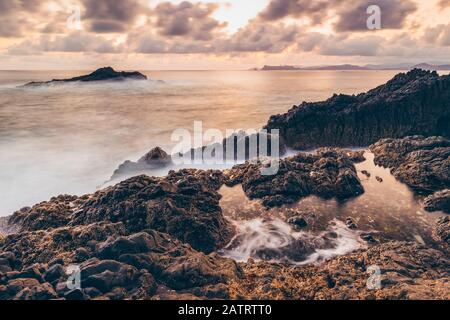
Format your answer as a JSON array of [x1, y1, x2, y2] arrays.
[[0, 69, 449, 300]]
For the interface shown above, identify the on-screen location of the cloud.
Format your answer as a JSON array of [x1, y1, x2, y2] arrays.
[[334, 0, 417, 32], [82, 0, 144, 33], [259, 0, 417, 32], [318, 36, 383, 56], [220, 21, 300, 53], [1, 0, 449, 65], [259, 0, 331, 24], [423, 24, 450, 46], [8, 32, 124, 55], [153, 1, 227, 41], [0, 0, 47, 37], [0, 17, 28, 38], [134, 34, 216, 54]]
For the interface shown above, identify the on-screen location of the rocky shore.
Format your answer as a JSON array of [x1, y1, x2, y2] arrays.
[[1, 69, 449, 300], [265, 69, 450, 149], [1, 144, 448, 300]]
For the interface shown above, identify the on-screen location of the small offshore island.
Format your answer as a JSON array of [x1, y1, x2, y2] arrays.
[[0, 69, 449, 300], [22, 67, 148, 87]]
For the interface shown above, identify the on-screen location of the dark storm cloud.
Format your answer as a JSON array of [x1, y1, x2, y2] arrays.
[[335, 0, 417, 32], [82, 0, 144, 33], [259, 0, 330, 23], [83, 0, 141, 22], [153, 1, 227, 40], [133, 17, 301, 54], [259, 0, 417, 32]]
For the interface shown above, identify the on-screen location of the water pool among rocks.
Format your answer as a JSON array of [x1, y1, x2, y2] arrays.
[[219, 151, 446, 265]]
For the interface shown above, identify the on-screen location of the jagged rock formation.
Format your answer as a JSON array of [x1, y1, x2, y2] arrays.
[[109, 131, 286, 182], [224, 148, 364, 207], [370, 136, 450, 195], [266, 69, 450, 149], [10, 170, 232, 254], [111, 147, 172, 181], [23, 67, 147, 87], [0, 169, 243, 300]]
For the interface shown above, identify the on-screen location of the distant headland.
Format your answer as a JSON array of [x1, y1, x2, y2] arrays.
[[257, 63, 450, 71]]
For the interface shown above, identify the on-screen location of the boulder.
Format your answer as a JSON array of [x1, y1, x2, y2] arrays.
[[94, 230, 242, 291], [370, 136, 450, 193], [424, 190, 450, 214], [43, 264, 65, 284], [434, 216, 450, 245], [13, 282, 58, 300], [80, 259, 140, 293], [111, 147, 173, 180], [6, 278, 41, 296], [224, 148, 364, 207], [287, 216, 308, 229]]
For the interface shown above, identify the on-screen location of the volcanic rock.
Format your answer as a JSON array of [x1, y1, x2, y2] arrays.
[[111, 147, 172, 181], [370, 136, 450, 193], [266, 69, 450, 149], [424, 190, 450, 214], [9, 195, 80, 232], [287, 216, 308, 229], [224, 148, 364, 207], [10, 170, 233, 254], [434, 216, 450, 245]]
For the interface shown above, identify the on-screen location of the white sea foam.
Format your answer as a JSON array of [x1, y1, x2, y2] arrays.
[[221, 218, 365, 265]]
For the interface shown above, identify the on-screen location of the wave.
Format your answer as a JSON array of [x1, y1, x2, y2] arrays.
[[220, 218, 365, 265]]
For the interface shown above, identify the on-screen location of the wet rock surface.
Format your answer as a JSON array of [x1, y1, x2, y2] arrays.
[[434, 216, 450, 245], [266, 69, 450, 150], [229, 241, 450, 300], [224, 148, 364, 207], [424, 190, 450, 214], [370, 136, 450, 197]]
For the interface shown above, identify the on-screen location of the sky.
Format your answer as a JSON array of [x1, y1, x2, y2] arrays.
[[0, 0, 450, 69]]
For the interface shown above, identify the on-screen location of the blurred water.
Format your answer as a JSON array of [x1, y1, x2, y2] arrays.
[[219, 152, 445, 264], [0, 70, 414, 215]]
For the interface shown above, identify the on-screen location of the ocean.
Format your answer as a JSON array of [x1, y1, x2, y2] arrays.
[[0, 70, 440, 215]]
